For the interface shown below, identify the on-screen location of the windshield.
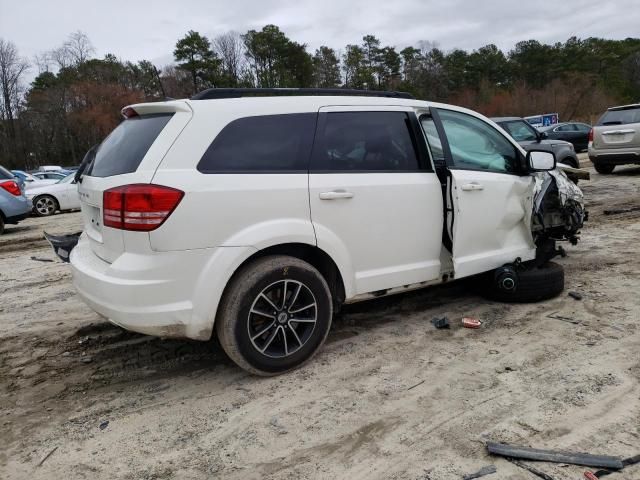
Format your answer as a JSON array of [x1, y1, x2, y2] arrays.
[[597, 107, 640, 126], [56, 174, 75, 184], [499, 120, 539, 142]]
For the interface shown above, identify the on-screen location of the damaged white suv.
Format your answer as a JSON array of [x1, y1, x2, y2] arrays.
[[47, 89, 585, 375]]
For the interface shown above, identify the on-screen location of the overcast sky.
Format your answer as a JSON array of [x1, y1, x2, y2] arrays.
[[1, 0, 638, 71]]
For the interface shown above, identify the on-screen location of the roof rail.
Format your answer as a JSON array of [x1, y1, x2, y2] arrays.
[[191, 88, 415, 100]]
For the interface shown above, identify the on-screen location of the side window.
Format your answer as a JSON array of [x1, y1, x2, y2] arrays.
[[420, 116, 446, 165], [437, 109, 520, 174], [311, 111, 419, 172], [556, 124, 576, 132], [197, 113, 316, 173]]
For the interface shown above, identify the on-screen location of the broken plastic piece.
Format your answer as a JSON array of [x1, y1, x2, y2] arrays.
[[462, 317, 482, 329], [584, 472, 598, 480], [568, 291, 583, 300], [431, 316, 450, 329]]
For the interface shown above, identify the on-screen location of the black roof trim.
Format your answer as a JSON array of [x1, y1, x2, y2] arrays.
[[191, 88, 415, 100]]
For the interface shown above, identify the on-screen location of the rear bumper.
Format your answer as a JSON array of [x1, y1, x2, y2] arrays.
[[588, 148, 640, 165], [1, 195, 31, 223], [70, 234, 218, 340]]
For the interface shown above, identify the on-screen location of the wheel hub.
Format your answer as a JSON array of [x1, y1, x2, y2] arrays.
[[247, 279, 318, 359]]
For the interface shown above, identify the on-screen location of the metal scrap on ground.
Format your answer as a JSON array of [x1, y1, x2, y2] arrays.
[[462, 464, 497, 479], [486, 442, 624, 469]]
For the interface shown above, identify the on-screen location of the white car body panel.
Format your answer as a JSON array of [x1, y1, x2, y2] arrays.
[[448, 169, 536, 278], [310, 171, 444, 294], [27, 179, 81, 211], [25, 179, 59, 190], [63, 95, 584, 340]]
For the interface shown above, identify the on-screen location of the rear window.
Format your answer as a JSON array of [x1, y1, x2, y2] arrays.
[[597, 107, 640, 126], [89, 113, 173, 177], [0, 166, 14, 179], [197, 113, 316, 173]]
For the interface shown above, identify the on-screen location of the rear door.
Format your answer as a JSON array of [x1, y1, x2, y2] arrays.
[[594, 106, 640, 150], [423, 108, 536, 278], [78, 102, 192, 262], [309, 107, 443, 295]]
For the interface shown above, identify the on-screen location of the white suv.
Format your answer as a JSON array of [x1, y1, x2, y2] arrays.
[[48, 89, 585, 375]]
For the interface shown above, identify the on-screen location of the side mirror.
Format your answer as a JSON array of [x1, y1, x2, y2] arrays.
[[527, 150, 556, 171], [539, 131, 548, 139]]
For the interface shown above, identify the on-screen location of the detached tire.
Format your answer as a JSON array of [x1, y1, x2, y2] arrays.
[[216, 255, 332, 376], [483, 261, 564, 303]]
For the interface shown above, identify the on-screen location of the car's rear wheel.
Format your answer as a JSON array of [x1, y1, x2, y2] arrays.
[[34, 195, 59, 216], [0, 215, 4, 235], [482, 261, 564, 303], [216, 255, 333, 376], [594, 163, 615, 174]]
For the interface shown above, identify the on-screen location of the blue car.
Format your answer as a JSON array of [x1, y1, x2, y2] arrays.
[[0, 165, 31, 234]]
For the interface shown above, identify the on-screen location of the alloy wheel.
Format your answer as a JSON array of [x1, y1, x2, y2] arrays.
[[247, 279, 317, 359], [35, 196, 56, 216]]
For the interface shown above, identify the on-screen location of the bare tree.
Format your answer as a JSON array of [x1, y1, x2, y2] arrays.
[[64, 31, 95, 64], [0, 39, 29, 136], [50, 45, 73, 70], [33, 51, 53, 74], [213, 31, 246, 86]]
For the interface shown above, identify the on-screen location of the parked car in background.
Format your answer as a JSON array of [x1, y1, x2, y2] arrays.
[[26, 173, 80, 216], [12, 170, 61, 190], [38, 165, 65, 172], [32, 171, 70, 182], [47, 89, 585, 375], [0, 165, 31, 234], [539, 122, 592, 152], [492, 117, 580, 169], [588, 103, 640, 174]]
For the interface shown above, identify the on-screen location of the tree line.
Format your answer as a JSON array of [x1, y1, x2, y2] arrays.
[[1, 27, 639, 169]]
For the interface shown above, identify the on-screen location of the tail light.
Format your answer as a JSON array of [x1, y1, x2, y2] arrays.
[[103, 184, 184, 231], [0, 180, 21, 196], [588, 128, 594, 144]]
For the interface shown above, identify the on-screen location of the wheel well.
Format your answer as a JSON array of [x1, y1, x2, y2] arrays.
[[233, 243, 346, 308], [33, 193, 59, 207], [560, 156, 578, 168]]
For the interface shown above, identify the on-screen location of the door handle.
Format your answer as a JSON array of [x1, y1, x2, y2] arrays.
[[319, 190, 354, 200], [460, 183, 484, 191]]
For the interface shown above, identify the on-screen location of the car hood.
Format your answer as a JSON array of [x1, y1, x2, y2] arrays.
[[519, 139, 572, 150]]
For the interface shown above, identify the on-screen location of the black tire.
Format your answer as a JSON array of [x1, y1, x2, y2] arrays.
[[0, 215, 4, 235], [216, 255, 333, 376], [594, 163, 615, 174], [33, 195, 59, 217], [482, 261, 564, 303]]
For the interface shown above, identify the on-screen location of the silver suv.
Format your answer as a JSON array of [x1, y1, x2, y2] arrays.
[[589, 103, 640, 174]]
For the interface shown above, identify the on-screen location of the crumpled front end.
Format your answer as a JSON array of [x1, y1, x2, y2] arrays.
[[531, 169, 586, 262]]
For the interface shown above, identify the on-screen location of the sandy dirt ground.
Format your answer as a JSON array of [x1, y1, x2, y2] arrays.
[[1, 158, 639, 479]]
